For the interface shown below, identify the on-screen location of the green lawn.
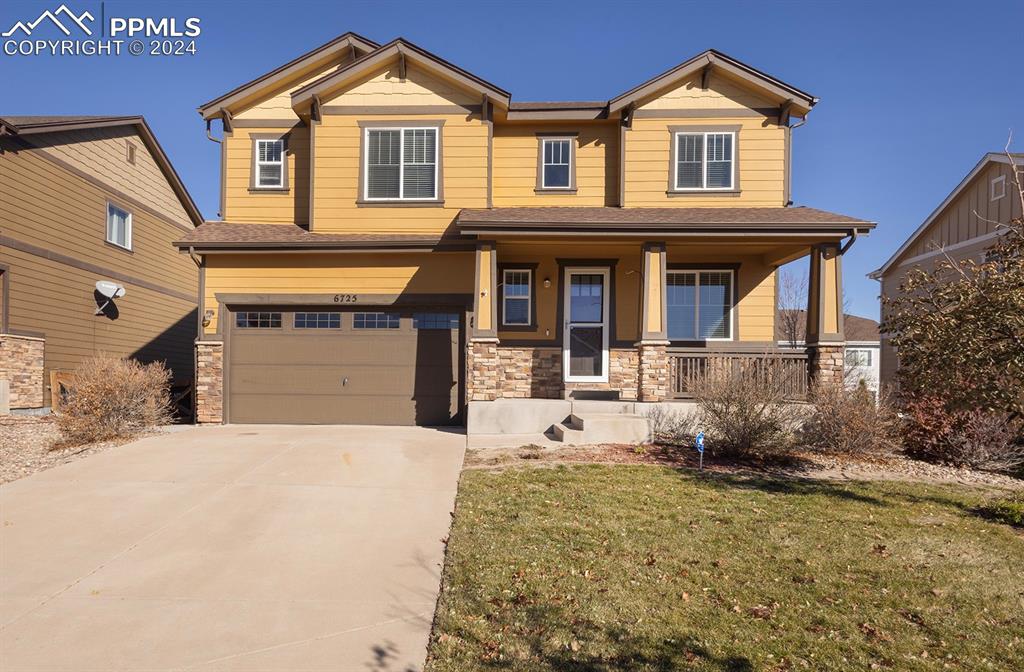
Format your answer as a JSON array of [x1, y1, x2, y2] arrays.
[[427, 465, 1023, 671]]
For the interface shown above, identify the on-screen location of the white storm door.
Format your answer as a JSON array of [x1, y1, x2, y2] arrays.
[[563, 268, 610, 383]]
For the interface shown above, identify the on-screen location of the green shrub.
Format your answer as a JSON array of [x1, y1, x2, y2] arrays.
[[902, 396, 1024, 472], [56, 355, 173, 445], [977, 493, 1024, 527]]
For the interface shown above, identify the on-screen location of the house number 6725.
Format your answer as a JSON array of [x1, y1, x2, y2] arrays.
[[333, 294, 358, 303]]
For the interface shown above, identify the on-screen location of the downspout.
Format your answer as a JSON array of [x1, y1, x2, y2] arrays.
[[785, 116, 807, 207], [840, 228, 859, 255], [188, 246, 204, 340]]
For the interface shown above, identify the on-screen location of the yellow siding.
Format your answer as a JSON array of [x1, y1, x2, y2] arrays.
[[625, 116, 786, 207], [223, 125, 309, 225], [637, 71, 779, 112], [492, 122, 618, 206], [202, 252, 474, 334], [337, 65, 479, 106], [233, 67, 347, 121]]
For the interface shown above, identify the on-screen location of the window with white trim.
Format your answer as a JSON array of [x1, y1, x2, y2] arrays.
[[502, 269, 531, 326], [106, 203, 132, 250], [666, 270, 733, 340], [991, 175, 1006, 201], [541, 138, 572, 189], [255, 139, 284, 188], [674, 131, 735, 191], [365, 127, 438, 200], [846, 349, 873, 367]]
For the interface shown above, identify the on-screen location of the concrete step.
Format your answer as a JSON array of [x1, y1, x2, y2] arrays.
[[551, 413, 650, 445], [570, 399, 637, 415]]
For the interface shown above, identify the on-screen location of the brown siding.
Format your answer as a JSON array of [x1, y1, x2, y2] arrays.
[[0, 137, 198, 402]]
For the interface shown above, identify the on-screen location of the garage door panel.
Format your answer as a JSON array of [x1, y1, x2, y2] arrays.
[[227, 309, 461, 425]]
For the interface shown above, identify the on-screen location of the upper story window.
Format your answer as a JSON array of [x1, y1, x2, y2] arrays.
[[666, 269, 734, 340], [105, 202, 132, 250], [253, 137, 286, 190], [991, 175, 1006, 201], [125, 141, 136, 165], [540, 137, 573, 189], [672, 131, 736, 192], [365, 127, 438, 201], [502, 269, 532, 326]]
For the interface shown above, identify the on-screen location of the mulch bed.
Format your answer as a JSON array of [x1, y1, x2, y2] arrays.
[[0, 415, 135, 485]]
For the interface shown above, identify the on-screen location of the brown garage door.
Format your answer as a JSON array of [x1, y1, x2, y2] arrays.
[[227, 308, 462, 425]]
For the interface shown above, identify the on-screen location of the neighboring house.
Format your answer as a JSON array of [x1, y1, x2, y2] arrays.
[[869, 153, 1023, 386], [0, 116, 203, 411], [776, 309, 880, 396], [176, 32, 874, 431]]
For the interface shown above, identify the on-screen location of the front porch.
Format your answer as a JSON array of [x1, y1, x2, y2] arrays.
[[460, 212, 858, 417]]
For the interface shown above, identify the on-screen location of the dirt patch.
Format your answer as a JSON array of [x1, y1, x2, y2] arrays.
[[0, 415, 144, 485], [465, 442, 1024, 491]]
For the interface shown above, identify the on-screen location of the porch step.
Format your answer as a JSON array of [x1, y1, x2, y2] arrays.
[[551, 412, 650, 445]]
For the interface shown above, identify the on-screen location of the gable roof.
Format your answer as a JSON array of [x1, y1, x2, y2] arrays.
[[869, 152, 1024, 279], [197, 31, 379, 120], [290, 37, 511, 112], [608, 49, 817, 116], [0, 115, 203, 227]]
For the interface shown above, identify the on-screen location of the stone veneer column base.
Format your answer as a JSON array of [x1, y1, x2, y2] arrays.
[[467, 338, 499, 401], [0, 334, 45, 410], [195, 340, 224, 424], [808, 343, 845, 388], [637, 341, 670, 402]]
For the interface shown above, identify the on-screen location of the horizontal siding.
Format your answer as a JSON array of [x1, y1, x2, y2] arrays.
[[5, 248, 196, 397], [223, 126, 309, 225], [625, 117, 786, 207], [232, 58, 352, 121], [25, 126, 192, 225], [638, 71, 781, 112], [492, 123, 618, 207], [202, 252, 475, 334], [330, 64, 479, 107], [0, 144, 197, 298]]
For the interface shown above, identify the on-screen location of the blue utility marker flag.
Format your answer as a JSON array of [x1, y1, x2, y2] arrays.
[[695, 432, 705, 453]]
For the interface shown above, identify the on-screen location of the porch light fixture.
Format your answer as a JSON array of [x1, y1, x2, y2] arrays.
[[543, 278, 551, 288], [203, 309, 214, 327]]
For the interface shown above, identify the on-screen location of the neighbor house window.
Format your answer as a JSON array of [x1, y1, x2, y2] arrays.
[[125, 141, 136, 165], [991, 175, 1006, 201], [413, 313, 459, 329], [106, 202, 132, 250], [502, 269, 531, 326], [353, 312, 400, 329], [846, 349, 873, 367], [254, 138, 285, 188], [235, 312, 281, 328], [673, 131, 735, 191], [540, 137, 573, 189], [294, 312, 341, 329], [666, 270, 733, 340], [364, 127, 438, 200]]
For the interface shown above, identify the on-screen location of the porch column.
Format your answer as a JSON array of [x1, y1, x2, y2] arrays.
[[638, 242, 670, 402], [805, 242, 845, 387], [467, 241, 499, 401], [195, 339, 224, 424]]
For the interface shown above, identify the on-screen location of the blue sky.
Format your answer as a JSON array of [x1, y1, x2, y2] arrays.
[[4, 0, 1022, 319]]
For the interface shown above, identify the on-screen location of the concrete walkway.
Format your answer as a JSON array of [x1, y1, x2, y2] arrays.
[[0, 425, 466, 671]]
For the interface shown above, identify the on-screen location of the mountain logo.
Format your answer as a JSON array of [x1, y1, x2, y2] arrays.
[[2, 4, 95, 38]]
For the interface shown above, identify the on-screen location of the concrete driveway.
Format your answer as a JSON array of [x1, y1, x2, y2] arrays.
[[0, 425, 465, 671]]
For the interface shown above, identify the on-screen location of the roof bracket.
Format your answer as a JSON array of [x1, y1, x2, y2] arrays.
[[621, 103, 635, 129], [397, 49, 407, 81], [481, 95, 490, 121], [311, 95, 323, 123], [701, 63, 714, 90], [219, 108, 233, 134], [778, 99, 794, 127]]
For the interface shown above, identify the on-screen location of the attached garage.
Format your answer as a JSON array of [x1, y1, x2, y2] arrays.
[[225, 307, 463, 425]]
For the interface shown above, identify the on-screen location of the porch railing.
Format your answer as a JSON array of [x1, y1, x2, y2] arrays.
[[668, 348, 810, 401]]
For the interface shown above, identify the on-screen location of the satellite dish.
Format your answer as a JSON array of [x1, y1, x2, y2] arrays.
[[95, 281, 126, 299]]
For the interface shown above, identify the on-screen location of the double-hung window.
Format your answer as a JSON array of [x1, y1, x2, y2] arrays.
[[673, 131, 735, 191], [106, 202, 132, 250], [540, 137, 573, 189], [502, 269, 531, 326], [365, 127, 438, 200], [254, 138, 285, 189], [666, 270, 734, 340]]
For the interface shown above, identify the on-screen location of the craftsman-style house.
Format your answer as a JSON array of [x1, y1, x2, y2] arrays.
[[176, 33, 873, 434]]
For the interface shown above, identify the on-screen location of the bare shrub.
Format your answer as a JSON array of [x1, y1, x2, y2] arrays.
[[690, 355, 801, 457], [55, 355, 173, 445], [643, 405, 700, 446], [902, 396, 1024, 472], [800, 382, 899, 457]]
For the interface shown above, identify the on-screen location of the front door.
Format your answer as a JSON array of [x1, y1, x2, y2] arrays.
[[563, 268, 610, 383]]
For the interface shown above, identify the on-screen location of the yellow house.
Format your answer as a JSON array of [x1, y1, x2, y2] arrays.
[[176, 32, 874, 433]]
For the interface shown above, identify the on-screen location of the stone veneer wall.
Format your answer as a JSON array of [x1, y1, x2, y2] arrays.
[[808, 344, 845, 388], [467, 339, 499, 401], [495, 346, 562, 398], [637, 342, 670, 402], [195, 340, 224, 424], [0, 334, 45, 409]]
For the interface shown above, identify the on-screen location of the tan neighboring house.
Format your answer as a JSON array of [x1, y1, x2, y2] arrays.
[[176, 32, 874, 434], [869, 153, 1023, 386], [0, 115, 203, 411]]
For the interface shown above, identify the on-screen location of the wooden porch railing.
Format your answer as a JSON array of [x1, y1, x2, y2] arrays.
[[668, 348, 810, 401]]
